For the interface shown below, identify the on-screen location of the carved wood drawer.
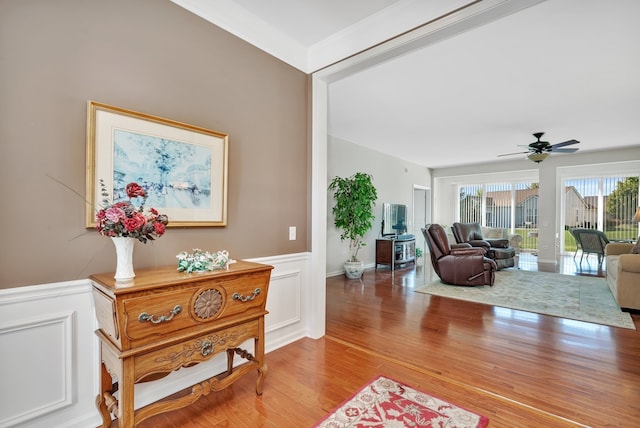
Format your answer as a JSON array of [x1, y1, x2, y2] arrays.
[[91, 261, 272, 351], [133, 319, 259, 383], [124, 287, 199, 343], [122, 270, 269, 347]]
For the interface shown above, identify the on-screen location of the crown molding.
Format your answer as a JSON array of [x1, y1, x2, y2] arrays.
[[171, 0, 480, 73], [170, 0, 309, 71]]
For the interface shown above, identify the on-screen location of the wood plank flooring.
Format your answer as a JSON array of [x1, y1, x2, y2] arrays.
[[112, 254, 640, 427]]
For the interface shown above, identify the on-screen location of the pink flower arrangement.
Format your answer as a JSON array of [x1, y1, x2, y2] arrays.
[[96, 180, 169, 243]]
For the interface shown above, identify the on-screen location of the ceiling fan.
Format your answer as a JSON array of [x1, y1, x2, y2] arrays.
[[498, 132, 580, 163]]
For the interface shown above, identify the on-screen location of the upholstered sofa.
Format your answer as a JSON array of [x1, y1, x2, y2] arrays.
[[605, 242, 640, 311]]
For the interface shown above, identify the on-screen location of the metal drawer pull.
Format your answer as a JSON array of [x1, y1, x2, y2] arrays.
[[201, 340, 214, 356], [138, 305, 182, 324], [232, 288, 261, 302]]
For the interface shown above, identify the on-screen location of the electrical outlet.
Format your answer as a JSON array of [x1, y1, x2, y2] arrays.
[[289, 226, 296, 240]]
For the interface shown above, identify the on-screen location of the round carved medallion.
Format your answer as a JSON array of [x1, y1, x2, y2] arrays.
[[194, 289, 223, 319]]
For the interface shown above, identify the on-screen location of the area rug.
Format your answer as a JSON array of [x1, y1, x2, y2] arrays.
[[415, 269, 635, 330], [313, 375, 489, 428]]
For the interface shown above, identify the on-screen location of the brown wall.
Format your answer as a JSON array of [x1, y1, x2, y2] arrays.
[[0, 0, 309, 288]]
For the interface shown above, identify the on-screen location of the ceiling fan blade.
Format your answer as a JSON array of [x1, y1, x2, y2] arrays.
[[497, 151, 529, 157], [500, 134, 580, 159], [550, 139, 579, 149], [549, 147, 579, 153]]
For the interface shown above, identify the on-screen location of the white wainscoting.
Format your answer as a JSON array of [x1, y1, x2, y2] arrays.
[[0, 252, 312, 428]]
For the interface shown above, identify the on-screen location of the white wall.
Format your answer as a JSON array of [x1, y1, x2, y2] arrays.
[[327, 136, 431, 276], [432, 146, 640, 266], [0, 253, 311, 428]]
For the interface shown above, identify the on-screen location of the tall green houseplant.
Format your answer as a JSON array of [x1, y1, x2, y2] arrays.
[[329, 172, 378, 262]]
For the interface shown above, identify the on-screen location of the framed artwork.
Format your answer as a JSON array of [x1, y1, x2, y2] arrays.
[[86, 101, 228, 227]]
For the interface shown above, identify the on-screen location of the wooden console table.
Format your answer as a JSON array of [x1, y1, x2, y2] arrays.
[[90, 260, 273, 427]]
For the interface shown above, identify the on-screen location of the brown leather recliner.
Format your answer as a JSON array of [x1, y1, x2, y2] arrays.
[[451, 222, 516, 270], [422, 224, 496, 286]]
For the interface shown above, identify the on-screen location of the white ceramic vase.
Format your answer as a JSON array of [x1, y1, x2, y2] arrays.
[[344, 260, 364, 279], [112, 237, 136, 282]]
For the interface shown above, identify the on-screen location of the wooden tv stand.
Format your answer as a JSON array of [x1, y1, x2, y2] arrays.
[[90, 260, 273, 427], [375, 237, 416, 270]]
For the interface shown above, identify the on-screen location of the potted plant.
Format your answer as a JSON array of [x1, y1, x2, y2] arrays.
[[329, 172, 378, 278], [415, 247, 423, 267]]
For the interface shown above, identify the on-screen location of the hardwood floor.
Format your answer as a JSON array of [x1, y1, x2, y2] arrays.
[[117, 253, 640, 427]]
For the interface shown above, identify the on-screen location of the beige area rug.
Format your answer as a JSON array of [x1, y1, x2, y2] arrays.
[[415, 269, 635, 330]]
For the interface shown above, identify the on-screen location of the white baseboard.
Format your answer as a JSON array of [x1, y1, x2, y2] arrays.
[[326, 262, 376, 278]]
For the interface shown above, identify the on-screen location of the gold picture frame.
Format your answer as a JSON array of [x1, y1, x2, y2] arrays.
[[86, 101, 228, 228]]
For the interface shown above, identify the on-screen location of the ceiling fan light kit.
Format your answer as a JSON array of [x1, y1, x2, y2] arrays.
[[498, 132, 580, 163], [527, 152, 550, 163]]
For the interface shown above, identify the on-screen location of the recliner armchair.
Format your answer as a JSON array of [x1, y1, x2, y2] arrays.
[[422, 224, 497, 286], [451, 222, 516, 269]]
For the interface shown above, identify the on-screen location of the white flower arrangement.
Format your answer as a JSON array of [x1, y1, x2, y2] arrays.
[[176, 248, 235, 273]]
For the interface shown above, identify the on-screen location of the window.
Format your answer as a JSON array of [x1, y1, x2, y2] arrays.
[[562, 175, 639, 247], [459, 184, 483, 224], [458, 181, 539, 252]]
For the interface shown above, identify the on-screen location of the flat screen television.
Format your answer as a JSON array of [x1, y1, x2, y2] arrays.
[[381, 203, 408, 236]]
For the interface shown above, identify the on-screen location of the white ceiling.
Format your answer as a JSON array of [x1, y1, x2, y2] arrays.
[[171, 0, 640, 169]]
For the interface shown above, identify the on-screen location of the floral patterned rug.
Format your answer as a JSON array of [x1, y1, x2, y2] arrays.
[[313, 375, 489, 428], [415, 269, 635, 330]]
